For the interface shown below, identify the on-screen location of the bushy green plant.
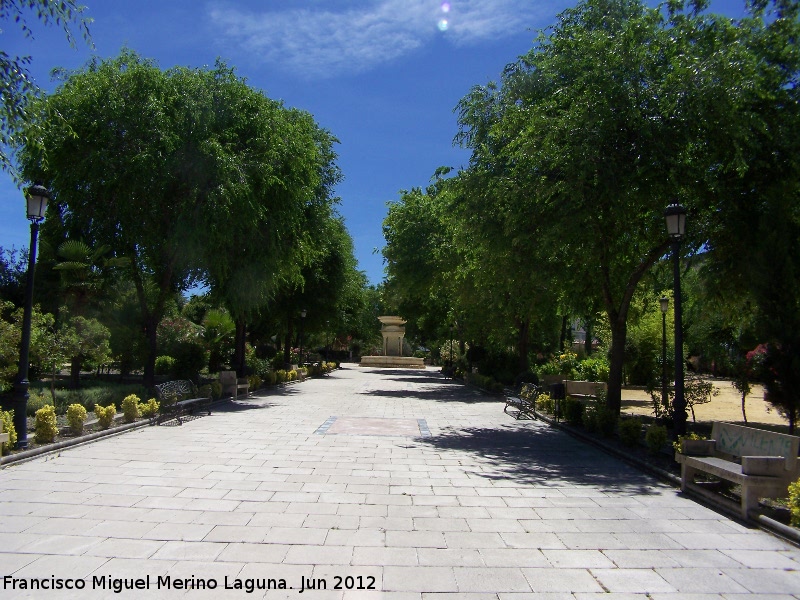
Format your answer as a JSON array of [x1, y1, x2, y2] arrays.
[[210, 380, 222, 400], [94, 404, 116, 429], [154, 355, 176, 375], [26, 390, 53, 417], [671, 432, 706, 454], [265, 371, 277, 386], [275, 369, 287, 384], [1, 410, 17, 454], [121, 394, 140, 423], [645, 425, 669, 455], [619, 417, 642, 447], [788, 477, 800, 528], [288, 369, 298, 381], [248, 375, 262, 390], [563, 397, 584, 426], [66, 403, 87, 435], [539, 351, 581, 379], [138, 398, 159, 418], [34, 405, 58, 444], [535, 393, 555, 415], [576, 356, 610, 382], [584, 398, 616, 437]]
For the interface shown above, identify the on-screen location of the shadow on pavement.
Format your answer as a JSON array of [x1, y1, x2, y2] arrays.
[[418, 424, 661, 496]]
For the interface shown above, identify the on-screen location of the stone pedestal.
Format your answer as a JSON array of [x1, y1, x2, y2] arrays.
[[360, 315, 424, 369]]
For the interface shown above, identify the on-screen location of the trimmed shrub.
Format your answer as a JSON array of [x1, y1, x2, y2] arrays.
[[248, 375, 262, 390], [275, 369, 287, 384], [646, 425, 669, 455], [66, 403, 87, 435], [563, 397, 584, 426], [1, 410, 17, 454], [138, 398, 159, 418], [210, 380, 222, 400], [789, 477, 800, 528], [121, 394, 140, 423], [585, 401, 616, 437], [619, 417, 642, 447], [265, 371, 277, 386], [94, 404, 117, 430], [34, 405, 58, 444], [154, 355, 176, 376]]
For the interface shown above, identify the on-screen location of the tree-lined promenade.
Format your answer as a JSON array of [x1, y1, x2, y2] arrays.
[[382, 0, 800, 431]]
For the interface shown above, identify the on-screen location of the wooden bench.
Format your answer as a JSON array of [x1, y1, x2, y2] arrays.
[[565, 380, 607, 400], [154, 380, 212, 425], [219, 370, 250, 399], [504, 383, 541, 420], [675, 421, 800, 520]]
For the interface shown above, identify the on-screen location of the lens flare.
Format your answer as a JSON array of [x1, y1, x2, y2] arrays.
[[437, 19, 449, 31], [441, 2, 451, 13]]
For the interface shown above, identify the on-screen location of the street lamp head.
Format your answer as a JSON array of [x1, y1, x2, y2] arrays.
[[664, 203, 687, 239], [26, 182, 50, 222], [660, 296, 669, 313], [300, 309, 307, 318]]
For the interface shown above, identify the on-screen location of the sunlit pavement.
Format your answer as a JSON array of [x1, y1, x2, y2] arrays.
[[1, 366, 798, 599]]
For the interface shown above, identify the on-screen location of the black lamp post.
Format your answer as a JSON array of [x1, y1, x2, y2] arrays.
[[299, 309, 307, 365], [13, 183, 50, 449], [659, 296, 669, 417], [325, 320, 330, 363], [665, 203, 687, 435]]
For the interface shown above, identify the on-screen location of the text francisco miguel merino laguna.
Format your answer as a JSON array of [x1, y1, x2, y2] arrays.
[[4, 573, 378, 594]]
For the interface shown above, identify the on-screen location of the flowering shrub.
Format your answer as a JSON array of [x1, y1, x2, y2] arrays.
[[34, 405, 58, 444], [66, 403, 87, 435], [121, 394, 140, 423], [94, 404, 116, 429], [138, 398, 159, 418], [0, 410, 16, 454], [789, 477, 800, 527]]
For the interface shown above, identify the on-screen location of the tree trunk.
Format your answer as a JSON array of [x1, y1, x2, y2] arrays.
[[584, 319, 592, 357], [517, 318, 530, 373], [559, 315, 568, 351], [70, 356, 82, 389], [606, 316, 627, 414], [143, 315, 158, 388], [283, 319, 294, 366], [233, 318, 246, 376]]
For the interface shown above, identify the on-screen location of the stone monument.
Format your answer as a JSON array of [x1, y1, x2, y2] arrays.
[[359, 316, 425, 369]]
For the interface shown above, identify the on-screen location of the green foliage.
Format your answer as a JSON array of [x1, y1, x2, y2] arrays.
[[584, 399, 616, 437], [575, 356, 610, 383], [0, 410, 17, 454], [154, 356, 176, 376], [138, 398, 159, 418], [645, 425, 668, 455], [275, 369, 287, 384], [539, 351, 581, 379], [26, 390, 52, 417], [121, 394, 140, 423], [563, 398, 584, 426], [789, 478, 800, 528], [618, 417, 642, 447], [247, 375, 261, 390], [94, 404, 116, 429], [265, 371, 277, 386], [210, 380, 222, 400], [66, 403, 87, 435], [672, 432, 706, 454], [465, 371, 503, 394], [34, 405, 58, 444]]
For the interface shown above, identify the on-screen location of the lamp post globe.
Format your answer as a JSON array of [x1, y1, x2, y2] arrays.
[[664, 203, 687, 436], [13, 183, 51, 449]]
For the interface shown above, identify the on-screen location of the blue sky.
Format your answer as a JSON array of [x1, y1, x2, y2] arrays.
[[1, 0, 747, 286]]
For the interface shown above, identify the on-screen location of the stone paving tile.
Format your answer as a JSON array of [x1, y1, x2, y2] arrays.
[[1, 366, 799, 597]]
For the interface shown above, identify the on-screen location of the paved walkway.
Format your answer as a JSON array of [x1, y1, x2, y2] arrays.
[[1, 366, 799, 599]]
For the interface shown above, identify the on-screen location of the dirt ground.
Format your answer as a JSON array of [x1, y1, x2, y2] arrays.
[[620, 379, 792, 431]]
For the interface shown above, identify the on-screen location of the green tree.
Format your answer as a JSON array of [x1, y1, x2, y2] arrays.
[[1, 0, 92, 173], [18, 51, 337, 386]]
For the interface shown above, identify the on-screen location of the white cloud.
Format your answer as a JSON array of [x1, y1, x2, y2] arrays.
[[207, 0, 555, 78]]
